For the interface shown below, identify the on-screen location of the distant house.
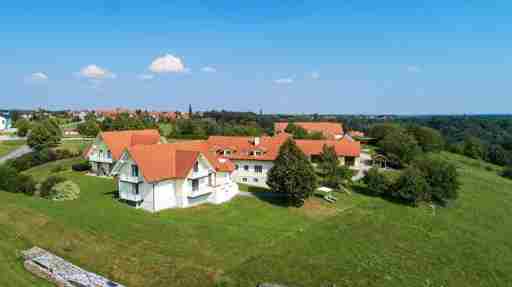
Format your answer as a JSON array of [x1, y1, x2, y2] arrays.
[[0, 112, 12, 130], [207, 134, 361, 187], [111, 142, 239, 211], [274, 122, 344, 140], [85, 129, 161, 176]]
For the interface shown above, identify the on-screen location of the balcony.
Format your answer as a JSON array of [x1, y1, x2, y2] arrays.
[[119, 174, 143, 183], [119, 190, 143, 202], [89, 154, 113, 163]]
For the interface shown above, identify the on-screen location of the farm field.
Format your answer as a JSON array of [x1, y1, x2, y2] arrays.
[[1, 152, 512, 287]]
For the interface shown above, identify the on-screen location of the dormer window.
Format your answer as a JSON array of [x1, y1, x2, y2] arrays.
[[131, 165, 139, 177], [255, 151, 262, 156], [224, 150, 232, 156], [194, 161, 199, 172]]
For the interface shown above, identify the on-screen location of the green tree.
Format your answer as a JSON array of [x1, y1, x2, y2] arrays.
[[413, 155, 460, 204], [485, 144, 509, 166], [267, 139, 317, 207], [394, 167, 429, 206], [368, 123, 402, 142], [27, 122, 61, 150], [463, 136, 484, 159], [407, 125, 445, 153], [0, 165, 19, 192], [379, 130, 421, 167], [502, 166, 512, 180], [318, 144, 351, 189], [77, 120, 101, 137], [363, 168, 397, 196], [15, 118, 31, 137]]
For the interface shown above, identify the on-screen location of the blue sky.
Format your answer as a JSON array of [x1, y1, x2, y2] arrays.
[[1, 1, 511, 114]]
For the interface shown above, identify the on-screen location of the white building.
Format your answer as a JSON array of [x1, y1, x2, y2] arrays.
[[0, 114, 12, 130], [111, 143, 238, 212], [207, 134, 361, 188], [85, 129, 161, 176]]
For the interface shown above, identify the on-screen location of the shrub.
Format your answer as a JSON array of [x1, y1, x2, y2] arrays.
[[50, 180, 80, 201], [463, 136, 484, 159], [407, 125, 445, 153], [15, 174, 37, 195], [0, 165, 20, 193], [394, 167, 430, 206], [40, 176, 66, 198], [503, 166, 512, 180], [72, 161, 91, 172], [413, 155, 460, 204], [362, 168, 397, 196]]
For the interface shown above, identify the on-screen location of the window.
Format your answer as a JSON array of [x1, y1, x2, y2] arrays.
[[107, 151, 112, 159], [191, 179, 199, 191], [254, 165, 263, 173], [244, 165, 249, 171], [253, 178, 259, 183], [224, 150, 232, 155], [131, 165, 139, 177], [242, 177, 248, 182], [134, 183, 139, 195], [99, 150, 104, 159], [194, 161, 199, 172], [255, 151, 262, 156], [235, 164, 239, 170]]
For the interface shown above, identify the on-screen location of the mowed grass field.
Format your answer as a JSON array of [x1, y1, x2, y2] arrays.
[[0, 140, 26, 157], [1, 152, 512, 286]]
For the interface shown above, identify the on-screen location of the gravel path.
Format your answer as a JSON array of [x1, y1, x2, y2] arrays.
[[0, 145, 32, 164]]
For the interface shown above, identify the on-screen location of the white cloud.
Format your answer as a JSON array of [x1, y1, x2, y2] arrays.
[[149, 54, 186, 73], [311, 71, 320, 79], [407, 65, 421, 73], [79, 65, 116, 79], [201, 66, 217, 73], [30, 72, 48, 81], [274, 77, 294, 85], [138, 74, 154, 80]]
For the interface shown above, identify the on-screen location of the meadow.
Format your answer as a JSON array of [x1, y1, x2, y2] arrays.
[[1, 152, 512, 286]]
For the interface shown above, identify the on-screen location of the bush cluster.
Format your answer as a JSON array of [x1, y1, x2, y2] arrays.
[[0, 165, 37, 195], [503, 166, 512, 180], [7, 148, 77, 172], [40, 176, 66, 198], [363, 155, 460, 206]]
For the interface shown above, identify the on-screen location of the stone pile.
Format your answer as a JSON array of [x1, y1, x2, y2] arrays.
[[22, 247, 125, 287]]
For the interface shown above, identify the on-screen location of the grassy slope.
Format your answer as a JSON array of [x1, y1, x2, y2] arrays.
[[1, 152, 512, 287], [0, 140, 26, 157]]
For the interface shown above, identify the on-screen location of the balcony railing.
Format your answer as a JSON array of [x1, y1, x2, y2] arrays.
[[119, 191, 143, 202], [119, 174, 143, 183], [89, 154, 113, 163]]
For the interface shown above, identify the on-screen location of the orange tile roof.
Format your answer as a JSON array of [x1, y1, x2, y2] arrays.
[[127, 144, 200, 182], [207, 135, 290, 161], [274, 122, 344, 139], [295, 138, 361, 157], [167, 140, 235, 172], [207, 134, 359, 161], [100, 129, 160, 160]]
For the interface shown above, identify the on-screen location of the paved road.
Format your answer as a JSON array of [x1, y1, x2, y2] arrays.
[[0, 145, 32, 164]]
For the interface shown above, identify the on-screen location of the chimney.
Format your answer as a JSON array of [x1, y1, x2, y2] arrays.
[[253, 137, 260, 146]]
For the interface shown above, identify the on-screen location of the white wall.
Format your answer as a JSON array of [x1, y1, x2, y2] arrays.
[[232, 160, 273, 187]]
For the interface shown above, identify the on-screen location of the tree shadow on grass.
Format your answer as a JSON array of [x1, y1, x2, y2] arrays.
[[350, 184, 414, 207], [249, 191, 291, 207]]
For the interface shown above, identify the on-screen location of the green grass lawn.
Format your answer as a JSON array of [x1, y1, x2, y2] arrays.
[[54, 139, 92, 154], [0, 140, 26, 157], [2, 152, 512, 286]]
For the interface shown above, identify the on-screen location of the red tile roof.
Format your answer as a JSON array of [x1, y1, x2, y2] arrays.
[[207, 134, 360, 161], [167, 140, 235, 172], [127, 144, 200, 182], [100, 129, 160, 160], [274, 122, 344, 139], [295, 138, 361, 157]]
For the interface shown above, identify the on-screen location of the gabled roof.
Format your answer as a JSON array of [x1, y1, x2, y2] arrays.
[[127, 144, 201, 182], [167, 140, 235, 172], [100, 129, 160, 160], [207, 134, 290, 161], [274, 122, 344, 139]]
